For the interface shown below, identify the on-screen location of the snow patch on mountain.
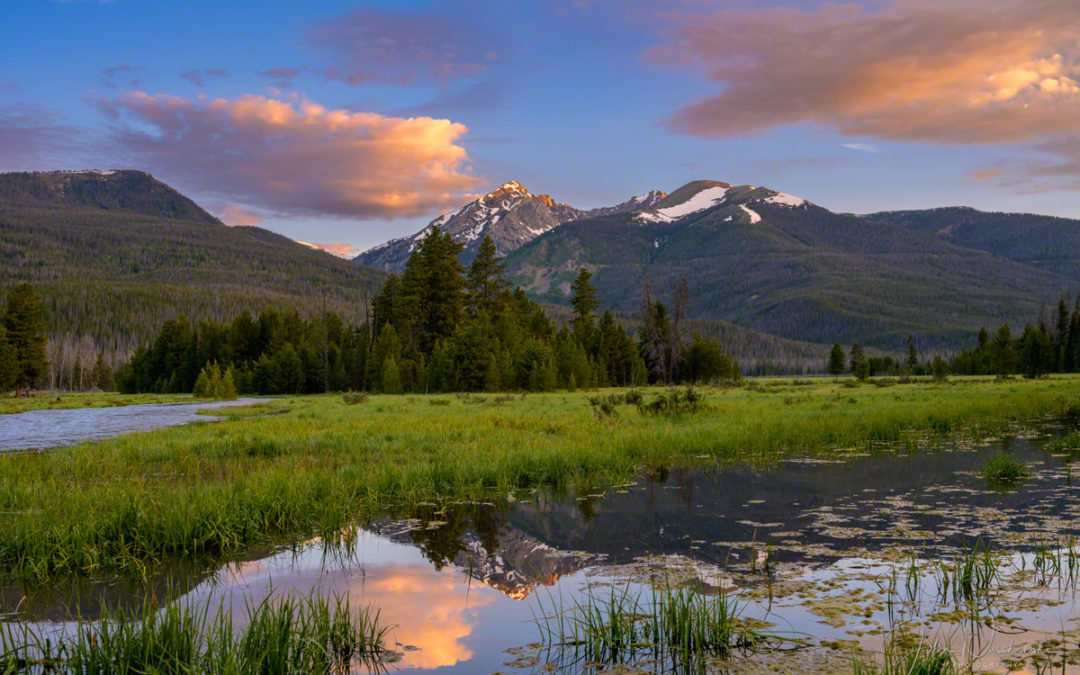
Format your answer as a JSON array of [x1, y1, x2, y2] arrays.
[[740, 204, 762, 223], [636, 186, 730, 223], [763, 192, 806, 207]]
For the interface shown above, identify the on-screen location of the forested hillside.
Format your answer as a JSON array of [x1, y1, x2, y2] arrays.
[[0, 171, 386, 387], [503, 182, 1073, 350], [867, 207, 1080, 279]]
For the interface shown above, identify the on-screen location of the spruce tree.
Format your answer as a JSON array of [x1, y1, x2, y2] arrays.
[[467, 236, 509, 317], [827, 343, 846, 376], [570, 268, 600, 329], [989, 324, 1017, 379], [0, 324, 17, 394], [850, 343, 870, 381], [2, 283, 48, 396], [905, 335, 918, 374]]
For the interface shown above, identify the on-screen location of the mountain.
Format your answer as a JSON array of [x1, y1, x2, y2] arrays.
[[354, 181, 665, 272], [0, 170, 219, 224], [866, 206, 1080, 280], [0, 170, 386, 354], [502, 180, 1073, 349]]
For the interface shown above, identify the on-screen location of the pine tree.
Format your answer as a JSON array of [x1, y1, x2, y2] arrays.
[[990, 324, 1017, 379], [2, 283, 49, 396], [467, 236, 510, 317], [91, 352, 115, 391], [827, 343, 846, 376], [850, 343, 870, 381], [381, 355, 403, 394], [932, 354, 949, 383], [570, 268, 600, 331], [905, 335, 918, 375], [0, 324, 17, 395]]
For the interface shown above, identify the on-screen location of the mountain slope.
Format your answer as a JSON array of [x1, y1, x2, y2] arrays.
[[354, 181, 665, 272], [504, 181, 1071, 349], [0, 170, 386, 351], [867, 206, 1080, 279]]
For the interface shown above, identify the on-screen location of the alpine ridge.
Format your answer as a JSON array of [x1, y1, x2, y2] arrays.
[[353, 181, 666, 272], [497, 179, 1080, 349]]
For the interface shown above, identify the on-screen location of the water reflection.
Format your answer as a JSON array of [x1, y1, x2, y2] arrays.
[[5, 427, 1080, 672]]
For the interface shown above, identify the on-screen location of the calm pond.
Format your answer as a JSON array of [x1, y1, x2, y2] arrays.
[[0, 398, 268, 451], [4, 421, 1080, 672]]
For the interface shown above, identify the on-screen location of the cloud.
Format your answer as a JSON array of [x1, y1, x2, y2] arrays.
[[180, 68, 230, 87], [305, 8, 499, 85], [257, 67, 301, 80], [298, 241, 358, 258], [219, 204, 263, 227], [392, 81, 507, 117], [0, 77, 22, 91], [969, 168, 1006, 181], [842, 143, 877, 153], [654, 0, 1080, 146], [93, 91, 483, 219], [0, 104, 85, 171]]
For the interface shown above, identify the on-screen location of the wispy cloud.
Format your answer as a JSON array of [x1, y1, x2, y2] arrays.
[[842, 143, 877, 153], [180, 68, 230, 87], [0, 104, 87, 171], [93, 91, 484, 219], [304, 8, 500, 85]]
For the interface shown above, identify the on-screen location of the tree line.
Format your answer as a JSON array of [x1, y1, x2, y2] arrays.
[[115, 229, 741, 396], [0, 283, 49, 396], [949, 294, 1080, 379]]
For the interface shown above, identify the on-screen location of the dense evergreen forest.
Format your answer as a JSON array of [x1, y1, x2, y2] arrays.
[[116, 230, 742, 395], [0, 171, 387, 388]]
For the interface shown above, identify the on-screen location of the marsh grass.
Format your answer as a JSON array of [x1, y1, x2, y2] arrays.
[[0, 590, 387, 674], [852, 641, 957, 675], [980, 452, 1031, 485], [533, 578, 786, 671], [2, 378, 1080, 582]]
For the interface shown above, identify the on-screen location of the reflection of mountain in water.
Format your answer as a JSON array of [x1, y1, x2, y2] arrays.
[[381, 503, 591, 601]]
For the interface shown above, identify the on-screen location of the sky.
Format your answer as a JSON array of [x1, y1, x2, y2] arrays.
[[3, 0, 1080, 256]]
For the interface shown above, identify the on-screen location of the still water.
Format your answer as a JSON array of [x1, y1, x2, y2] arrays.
[[5, 423, 1080, 672], [0, 398, 267, 451]]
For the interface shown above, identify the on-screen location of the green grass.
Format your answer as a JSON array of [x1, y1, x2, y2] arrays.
[[1, 376, 1079, 582], [533, 578, 780, 671], [852, 642, 957, 675], [0, 590, 387, 674], [979, 451, 1032, 485], [0, 392, 190, 415]]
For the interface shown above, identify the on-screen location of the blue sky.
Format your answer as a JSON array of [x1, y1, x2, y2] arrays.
[[2, 0, 1079, 255]]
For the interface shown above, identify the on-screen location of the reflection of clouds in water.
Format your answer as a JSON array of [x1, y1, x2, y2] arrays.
[[359, 564, 495, 669], [202, 539, 499, 671]]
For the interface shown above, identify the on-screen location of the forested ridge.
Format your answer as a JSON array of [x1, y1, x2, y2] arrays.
[[117, 231, 742, 396], [0, 171, 387, 388], [504, 193, 1078, 350]]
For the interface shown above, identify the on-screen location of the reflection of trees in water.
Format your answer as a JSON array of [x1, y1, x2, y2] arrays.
[[406, 501, 509, 569]]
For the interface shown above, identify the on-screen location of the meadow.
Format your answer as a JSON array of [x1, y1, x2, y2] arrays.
[[2, 376, 1079, 584]]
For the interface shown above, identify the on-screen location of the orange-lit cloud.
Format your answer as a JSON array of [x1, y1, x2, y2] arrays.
[[298, 241, 357, 258], [220, 204, 263, 227], [94, 91, 483, 219], [654, 0, 1080, 145], [354, 564, 495, 669], [969, 168, 1006, 181]]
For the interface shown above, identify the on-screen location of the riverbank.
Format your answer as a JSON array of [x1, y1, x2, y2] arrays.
[[0, 392, 190, 415], [1, 376, 1078, 582]]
